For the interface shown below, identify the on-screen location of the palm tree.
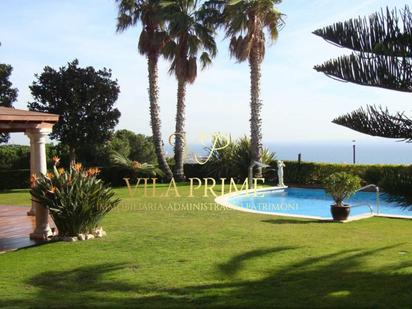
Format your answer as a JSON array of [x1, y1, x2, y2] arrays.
[[161, 0, 218, 181], [116, 0, 173, 180], [217, 0, 283, 177]]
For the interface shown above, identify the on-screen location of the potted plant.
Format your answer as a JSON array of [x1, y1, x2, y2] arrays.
[[324, 172, 362, 221]]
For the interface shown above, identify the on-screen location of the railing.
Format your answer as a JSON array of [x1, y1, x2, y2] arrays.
[[350, 202, 374, 215], [356, 184, 380, 215]]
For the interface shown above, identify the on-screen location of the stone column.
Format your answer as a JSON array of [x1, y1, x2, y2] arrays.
[[26, 127, 52, 240], [26, 137, 36, 216]]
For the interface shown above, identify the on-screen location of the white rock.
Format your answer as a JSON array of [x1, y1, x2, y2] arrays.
[[77, 234, 86, 241], [93, 227, 106, 238], [63, 236, 77, 242], [86, 234, 95, 240]]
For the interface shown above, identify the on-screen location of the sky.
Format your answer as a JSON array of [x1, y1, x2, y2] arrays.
[[0, 0, 410, 147]]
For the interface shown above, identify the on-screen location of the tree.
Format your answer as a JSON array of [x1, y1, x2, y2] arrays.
[[116, 0, 174, 180], [313, 6, 412, 139], [161, 0, 218, 181], [313, 6, 412, 205], [0, 63, 18, 143], [213, 0, 283, 177], [107, 129, 157, 164], [28, 59, 121, 163]]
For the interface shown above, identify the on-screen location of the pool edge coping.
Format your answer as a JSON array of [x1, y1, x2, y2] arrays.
[[215, 186, 411, 222]]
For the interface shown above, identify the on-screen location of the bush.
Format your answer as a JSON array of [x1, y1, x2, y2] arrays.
[[202, 135, 276, 179], [324, 172, 362, 206], [0, 169, 30, 190], [283, 161, 407, 185], [378, 166, 412, 206], [30, 160, 120, 236]]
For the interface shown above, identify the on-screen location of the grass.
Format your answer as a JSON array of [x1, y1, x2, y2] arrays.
[[1, 184, 412, 308]]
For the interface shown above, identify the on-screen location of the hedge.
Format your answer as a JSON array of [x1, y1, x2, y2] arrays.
[[1, 161, 411, 190], [0, 169, 30, 190], [182, 161, 412, 187], [282, 161, 412, 186]]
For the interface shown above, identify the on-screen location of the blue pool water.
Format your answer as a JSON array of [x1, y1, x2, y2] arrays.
[[228, 188, 412, 220]]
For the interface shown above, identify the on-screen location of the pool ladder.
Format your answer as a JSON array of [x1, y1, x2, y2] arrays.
[[354, 184, 380, 215]]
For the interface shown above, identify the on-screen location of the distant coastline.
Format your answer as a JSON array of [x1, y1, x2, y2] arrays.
[[177, 141, 412, 165]]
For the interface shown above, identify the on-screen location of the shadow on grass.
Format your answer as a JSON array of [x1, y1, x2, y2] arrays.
[[1, 245, 412, 308], [218, 246, 297, 276]]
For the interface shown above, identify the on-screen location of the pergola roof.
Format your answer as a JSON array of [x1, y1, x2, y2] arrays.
[[0, 107, 59, 133]]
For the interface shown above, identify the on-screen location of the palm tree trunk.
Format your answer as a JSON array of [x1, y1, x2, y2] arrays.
[[147, 53, 173, 181], [249, 48, 263, 178], [173, 78, 186, 182]]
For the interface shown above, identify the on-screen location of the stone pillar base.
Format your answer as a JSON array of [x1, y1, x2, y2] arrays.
[[30, 225, 52, 240], [27, 207, 36, 216]]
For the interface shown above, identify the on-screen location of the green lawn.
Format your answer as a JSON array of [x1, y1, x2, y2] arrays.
[[1, 184, 412, 308]]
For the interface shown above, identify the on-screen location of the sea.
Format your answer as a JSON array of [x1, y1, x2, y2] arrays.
[[178, 141, 412, 165]]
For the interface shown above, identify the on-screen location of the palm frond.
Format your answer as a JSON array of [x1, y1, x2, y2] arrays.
[[110, 150, 165, 176]]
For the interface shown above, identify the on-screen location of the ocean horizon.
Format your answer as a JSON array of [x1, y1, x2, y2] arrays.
[[176, 141, 412, 165]]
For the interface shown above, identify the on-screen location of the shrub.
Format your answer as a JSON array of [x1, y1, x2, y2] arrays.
[[379, 167, 412, 206], [202, 135, 276, 179], [30, 158, 120, 236], [109, 150, 164, 177], [324, 172, 362, 207]]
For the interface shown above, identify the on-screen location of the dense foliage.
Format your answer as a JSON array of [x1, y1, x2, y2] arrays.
[[110, 150, 164, 178], [379, 168, 412, 206], [324, 172, 362, 207], [0, 62, 18, 143], [30, 160, 120, 236], [28, 59, 121, 162], [202, 135, 276, 180], [0, 145, 30, 170], [107, 130, 156, 164]]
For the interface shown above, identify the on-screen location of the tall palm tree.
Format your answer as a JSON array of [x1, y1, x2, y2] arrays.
[[116, 0, 173, 180], [161, 0, 218, 181], [217, 0, 283, 177]]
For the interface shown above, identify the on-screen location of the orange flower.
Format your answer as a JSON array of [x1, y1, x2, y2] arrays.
[[30, 174, 38, 186], [48, 185, 57, 194], [73, 163, 82, 172], [52, 156, 60, 166], [58, 168, 65, 175], [46, 172, 54, 179], [86, 167, 101, 177], [132, 161, 142, 169]]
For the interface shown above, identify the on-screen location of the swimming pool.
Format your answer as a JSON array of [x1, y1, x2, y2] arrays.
[[220, 187, 412, 221]]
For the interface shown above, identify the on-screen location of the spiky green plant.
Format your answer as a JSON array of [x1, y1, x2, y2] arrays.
[[110, 150, 165, 177], [203, 135, 276, 179], [30, 160, 120, 236]]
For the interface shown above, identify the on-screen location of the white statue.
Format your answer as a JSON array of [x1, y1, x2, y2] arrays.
[[277, 160, 286, 187]]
